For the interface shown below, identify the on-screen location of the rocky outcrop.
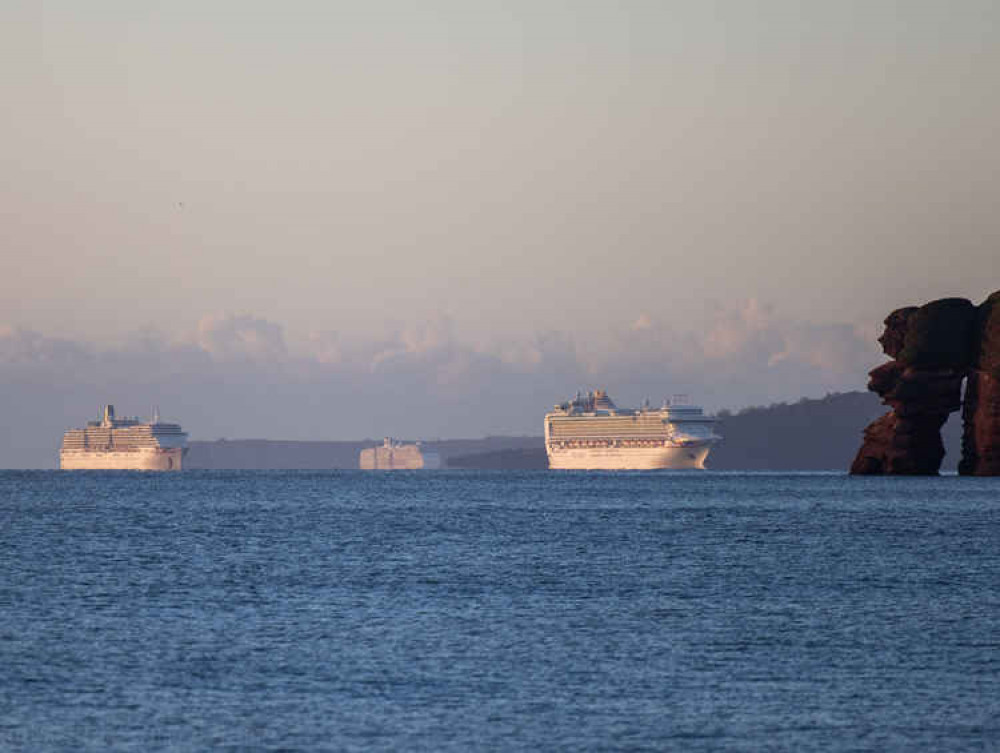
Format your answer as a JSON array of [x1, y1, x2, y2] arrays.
[[959, 292, 1000, 475], [851, 298, 978, 475]]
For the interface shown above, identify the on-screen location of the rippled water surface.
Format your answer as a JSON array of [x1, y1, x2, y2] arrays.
[[1, 471, 998, 751]]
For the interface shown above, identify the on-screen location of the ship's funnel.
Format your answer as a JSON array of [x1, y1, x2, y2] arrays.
[[103, 404, 115, 424]]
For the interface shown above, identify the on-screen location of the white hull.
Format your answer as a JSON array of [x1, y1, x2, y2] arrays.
[[60, 449, 186, 471], [547, 443, 713, 470]]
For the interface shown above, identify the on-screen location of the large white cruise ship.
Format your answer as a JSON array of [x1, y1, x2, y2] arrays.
[[545, 390, 721, 470], [60, 405, 188, 471]]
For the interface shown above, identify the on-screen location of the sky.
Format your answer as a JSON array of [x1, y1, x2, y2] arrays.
[[2, 1, 999, 465]]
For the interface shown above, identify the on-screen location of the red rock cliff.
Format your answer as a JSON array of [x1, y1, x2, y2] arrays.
[[851, 298, 978, 475]]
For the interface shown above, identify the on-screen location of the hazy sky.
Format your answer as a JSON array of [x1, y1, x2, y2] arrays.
[[2, 2, 999, 462]]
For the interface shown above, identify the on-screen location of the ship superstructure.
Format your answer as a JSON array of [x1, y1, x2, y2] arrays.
[[545, 390, 721, 470], [359, 438, 441, 470], [60, 405, 188, 471]]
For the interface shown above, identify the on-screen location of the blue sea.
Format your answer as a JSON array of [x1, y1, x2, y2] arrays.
[[1, 471, 998, 752]]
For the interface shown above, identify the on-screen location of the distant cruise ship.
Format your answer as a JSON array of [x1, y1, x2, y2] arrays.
[[545, 390, 721, 470], [359, 438, 441, 470], [60, 405, 188, 471]]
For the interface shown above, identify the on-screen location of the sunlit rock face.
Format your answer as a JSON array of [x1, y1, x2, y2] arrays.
[[876, 306, 918, 359], [960, 292, 1000, 476], [851, 298, 978, 475]]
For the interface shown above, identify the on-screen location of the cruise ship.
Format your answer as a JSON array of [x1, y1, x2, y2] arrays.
[[545, 390, 721, 470], [359, 438, 441, 470], [60, 405, 188, 471]]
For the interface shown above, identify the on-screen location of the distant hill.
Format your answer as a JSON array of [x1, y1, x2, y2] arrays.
[[447, 447, 547, 470], [707, 392, 882, 470], [710, 392, 877, 470], [186, 439, 367, 470], [186, 436, 540, 470], [711, 391, 962, 471], [186, 392, 962, 471]]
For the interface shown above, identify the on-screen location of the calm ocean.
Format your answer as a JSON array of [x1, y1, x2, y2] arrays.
[[1, 471, 997, 752]]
